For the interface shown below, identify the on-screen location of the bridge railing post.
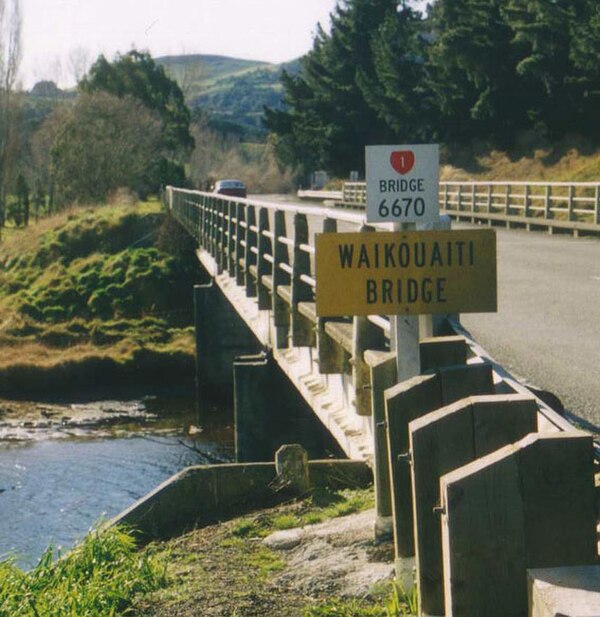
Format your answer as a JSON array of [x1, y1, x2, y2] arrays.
[[291, 213, 315, 346], [216, 199, 226, 275], [545, 185, 553, 221], [245, 205, 258, 298], [235, 202, 246, 286], [256, 208, 272, 310], [317, 218, 348, 373], [227, 201, 236, 276], [272, 210, 291, 349], [568, 184, 575, 222]]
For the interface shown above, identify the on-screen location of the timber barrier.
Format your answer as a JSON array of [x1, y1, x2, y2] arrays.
[[313, 180, 600, 236], [166, 186, 600, 617]]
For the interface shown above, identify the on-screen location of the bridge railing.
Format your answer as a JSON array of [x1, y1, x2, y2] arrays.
[[339, 180, 600, 234]]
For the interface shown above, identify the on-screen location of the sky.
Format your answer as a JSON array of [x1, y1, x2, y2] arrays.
[[20, 0, 339, 88]]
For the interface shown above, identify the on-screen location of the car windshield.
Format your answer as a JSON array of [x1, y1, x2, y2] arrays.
[[217, 180, 245, 189]]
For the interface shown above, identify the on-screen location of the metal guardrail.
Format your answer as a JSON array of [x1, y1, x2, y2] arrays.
[[340, 180, 600, 234]]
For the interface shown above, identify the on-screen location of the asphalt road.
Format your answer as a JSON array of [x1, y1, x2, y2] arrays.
[[460, 224, 600, 429], [256, 195, 600, 429]]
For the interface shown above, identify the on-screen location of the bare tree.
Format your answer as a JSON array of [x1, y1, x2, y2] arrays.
[[67, 46, 90, 85], [0, 0, 22, 232]]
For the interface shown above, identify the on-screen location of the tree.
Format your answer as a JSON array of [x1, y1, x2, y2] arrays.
[[360, 3, 433, 143], [265, 0, 398, 176], [0, 0, 22, 230], [44, 92, 162, 203], [80, 50, 194, 178]]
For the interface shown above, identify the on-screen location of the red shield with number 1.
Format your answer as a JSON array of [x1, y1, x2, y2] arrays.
[[390, 150, 415, 175]]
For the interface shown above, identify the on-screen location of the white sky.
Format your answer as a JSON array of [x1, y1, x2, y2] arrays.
[[21, 0, 339, 88]]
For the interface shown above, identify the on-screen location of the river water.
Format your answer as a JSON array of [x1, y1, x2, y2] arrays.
[[0, 393, 233, 568]]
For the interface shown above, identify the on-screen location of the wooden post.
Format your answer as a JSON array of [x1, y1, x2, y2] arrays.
[[568, 184, 575, 222], [366, 351, 397, 539], [545, 185, 552, 220], [291, 213, 315, 346], [524, 184, 531, 219], [384, 363, 494, 561], [272, 210, 290, 349], [440, 432, 597, 617], [409, 394, 538, 617]]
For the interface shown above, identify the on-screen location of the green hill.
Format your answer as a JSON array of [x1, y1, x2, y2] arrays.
[[157, 54, 301, 139]]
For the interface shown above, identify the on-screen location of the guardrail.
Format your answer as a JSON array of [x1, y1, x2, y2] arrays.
[[339, 180, 600, 235], [166, 185, 599, 617]]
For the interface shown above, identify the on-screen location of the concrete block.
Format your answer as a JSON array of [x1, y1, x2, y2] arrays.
[[528, 566, 600, 617], [440, 432, 597, 617], [275, 444, 310, 494], [409, 394, 538, 616]]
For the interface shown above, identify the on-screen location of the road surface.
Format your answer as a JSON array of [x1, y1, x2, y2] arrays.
[[461, 224, 600, 429]]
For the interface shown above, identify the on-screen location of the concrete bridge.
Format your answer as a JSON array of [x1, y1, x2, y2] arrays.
[[166, 186, 600, 617]]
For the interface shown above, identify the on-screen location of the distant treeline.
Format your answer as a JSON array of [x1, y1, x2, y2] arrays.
[[265, 0, 600, 175]]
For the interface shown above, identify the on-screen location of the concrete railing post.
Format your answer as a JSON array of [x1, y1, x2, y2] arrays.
[[440, 432, 597, 617], [245, 205, 257, 298], [409, 394, 538, 617], [227, 201, 236, 276], [317, 218, 347, 374], [272, 210, 291, 349], [595, 185, 600, 225], [235, 202, 246, 286], [256, 207, 272, 310], [291, 213, 315, 346], [216, 199, 226, 275]]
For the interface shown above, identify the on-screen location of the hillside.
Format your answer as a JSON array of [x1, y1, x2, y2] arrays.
[[157, 54, 300, 138], [0, 199, 200, 396]]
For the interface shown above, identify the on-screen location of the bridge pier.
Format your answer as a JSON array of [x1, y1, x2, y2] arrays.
[[194, 281, 260, 411], [234, 352, 344, 463]]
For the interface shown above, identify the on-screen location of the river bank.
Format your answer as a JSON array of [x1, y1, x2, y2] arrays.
[[0, 198, 203, 398], [130, 488, 410, 617]]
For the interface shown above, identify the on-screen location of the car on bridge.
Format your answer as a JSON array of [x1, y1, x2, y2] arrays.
[[213, 179, 247, 198]]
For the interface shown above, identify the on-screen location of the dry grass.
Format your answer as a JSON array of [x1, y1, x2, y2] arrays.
[[440, 133, 600, 182]]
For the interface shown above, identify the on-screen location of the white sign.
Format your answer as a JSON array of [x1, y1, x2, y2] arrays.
[[366, 144, 440, 224]]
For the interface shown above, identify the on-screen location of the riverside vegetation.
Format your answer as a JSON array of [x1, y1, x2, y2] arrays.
[[0, 488, 416, 616], [0, 197, 200, 397]]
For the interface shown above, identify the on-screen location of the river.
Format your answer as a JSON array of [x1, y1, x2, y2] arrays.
[[0, 392, 233, 569]]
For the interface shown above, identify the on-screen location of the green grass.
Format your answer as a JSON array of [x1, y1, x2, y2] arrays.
[[0, 527, 167, 617], [228, 488, 375, 540], [0, 200, 200, 392]]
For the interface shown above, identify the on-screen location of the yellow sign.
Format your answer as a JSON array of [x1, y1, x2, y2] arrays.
[[315, 229, 497, 317]]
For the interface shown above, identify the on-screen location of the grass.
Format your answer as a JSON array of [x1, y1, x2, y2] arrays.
[[0, 198, 201, 394], [131, 487, 416, 617], [228, 488, 375, 539], [439, 132, 600, 182], [0, 526, 167, 617]]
